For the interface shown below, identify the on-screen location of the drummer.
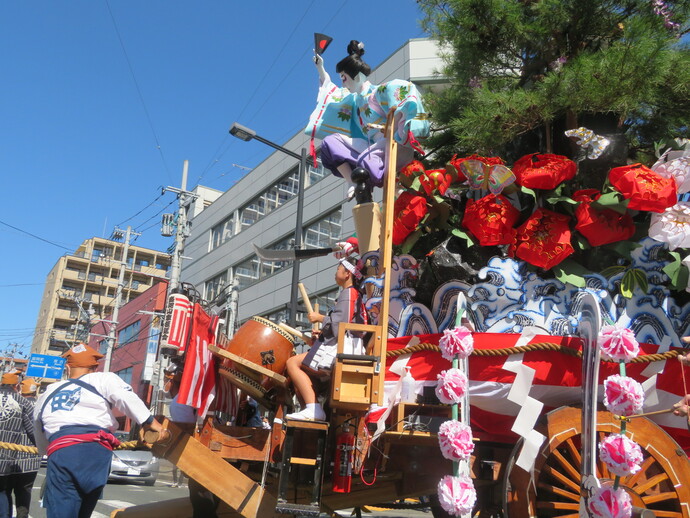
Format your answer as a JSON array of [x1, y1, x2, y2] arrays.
[[285, 256, 368, 421]]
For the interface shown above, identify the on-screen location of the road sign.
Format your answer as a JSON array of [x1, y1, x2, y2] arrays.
[[25, 354, 66, 380]]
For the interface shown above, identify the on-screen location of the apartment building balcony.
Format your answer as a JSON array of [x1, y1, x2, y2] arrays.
[[54, 308, 78, 321]]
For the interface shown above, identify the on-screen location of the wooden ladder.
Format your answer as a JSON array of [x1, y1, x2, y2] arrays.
[[275, 418, 330, 516]]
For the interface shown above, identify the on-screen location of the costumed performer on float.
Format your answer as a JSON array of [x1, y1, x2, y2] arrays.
[[285, 256, 368, 421], [306, 39, 430, 200]]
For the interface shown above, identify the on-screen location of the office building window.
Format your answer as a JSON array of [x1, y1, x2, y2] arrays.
[[205, 270, 228, 302], [260, 236, 294, 278], [239, 169, 300, 231], [235, 256, 260, 290], [118, 320, 141, 347], [306, 160, 327, 187], [304, 209, 342, 249], [116, 366, 133, 385], [314, 288, 340, 314], [210, 214, 235, 251]]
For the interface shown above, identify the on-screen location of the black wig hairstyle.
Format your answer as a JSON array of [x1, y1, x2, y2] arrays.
[[335, 40, 372, 79]]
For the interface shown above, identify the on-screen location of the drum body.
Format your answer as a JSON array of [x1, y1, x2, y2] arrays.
[[226, 316, 295, 378]]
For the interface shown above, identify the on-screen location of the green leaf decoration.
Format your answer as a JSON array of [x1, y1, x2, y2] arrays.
[[632, 268, 648, 294], [606, 240, 641, 260], [401, 229, 423, 254], [451, 228, 475, 247], [546, 195, 577, 205], [591, 192, 628, 214], [663, 251, 683, 284], [620, 269, 636, 298], [552, 259, 591, 288], [601, 265, 626, 278], [520, 186, 537, 203]]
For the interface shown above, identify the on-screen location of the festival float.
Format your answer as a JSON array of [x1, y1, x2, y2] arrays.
[[114, 26, 690, 518]]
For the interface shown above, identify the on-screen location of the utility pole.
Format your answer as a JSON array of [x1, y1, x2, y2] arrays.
[[103, 225, 140, 372], [151, 160, 197, 412]]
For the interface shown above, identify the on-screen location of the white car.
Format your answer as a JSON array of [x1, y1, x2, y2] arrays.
[[108, 449, 160, 486]]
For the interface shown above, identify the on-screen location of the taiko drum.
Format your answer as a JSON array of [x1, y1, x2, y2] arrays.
[[226, 316, 295, 378]]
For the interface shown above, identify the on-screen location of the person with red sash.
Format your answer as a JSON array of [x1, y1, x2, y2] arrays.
[[33, 344, 164, 518], [286, 257, 368, 421]]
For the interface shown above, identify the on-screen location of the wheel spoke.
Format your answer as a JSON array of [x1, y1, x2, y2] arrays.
[[537, 481, 580, 503], [536, 501, 579, 511], [563, 438, 581, 470], [624, 455, 655, 487], [542, 464, 580, 493], [634, 472, 670, 495], [642, 491, 679, 505], [551, 449, 581, 482]]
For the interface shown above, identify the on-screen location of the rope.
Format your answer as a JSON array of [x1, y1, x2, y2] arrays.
[[0, 439, 142, 455], [385, 341, 683, 364]]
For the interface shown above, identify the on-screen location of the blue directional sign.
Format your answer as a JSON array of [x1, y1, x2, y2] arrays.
[[26, 354, 67, 380]]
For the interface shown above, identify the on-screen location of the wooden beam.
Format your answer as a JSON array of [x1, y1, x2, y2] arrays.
[[209, 345, 287, 386], [146, 419, 277, 518]]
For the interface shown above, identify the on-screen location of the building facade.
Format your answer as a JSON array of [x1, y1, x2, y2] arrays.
[[89, 282, 168, 409], [31, 237, 172, 356], [181, 39, 444, 327]]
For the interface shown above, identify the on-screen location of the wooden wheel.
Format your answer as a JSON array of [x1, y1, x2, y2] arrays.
[[504, 406, 690, 518]]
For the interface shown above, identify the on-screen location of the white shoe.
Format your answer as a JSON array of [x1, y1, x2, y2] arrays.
[[285, 407, 326, 421]]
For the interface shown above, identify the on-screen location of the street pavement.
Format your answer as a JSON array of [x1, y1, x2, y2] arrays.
[[25, 462, 434, 518]]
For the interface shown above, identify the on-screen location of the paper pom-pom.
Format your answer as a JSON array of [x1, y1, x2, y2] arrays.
[[437, 474, 476, 516], [435, 368, 468, 405], [604, 375, 644, 416], [597, 325, 640, 362], [588, 486, 632, 518], [598, 434, 644, 477], [438, 420, 474, 461], [439, 326, 474, 362]]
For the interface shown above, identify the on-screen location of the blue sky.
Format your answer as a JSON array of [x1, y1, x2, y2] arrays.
[[0, 1, 429, 355]]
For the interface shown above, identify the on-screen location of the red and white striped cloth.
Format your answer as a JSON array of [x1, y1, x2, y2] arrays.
[[177, 304, 218, 416], [380, 333, 690, 454], [162, 294, 193, 353]]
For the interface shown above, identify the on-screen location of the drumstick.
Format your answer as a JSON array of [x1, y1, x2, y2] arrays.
[[278, 322, 311, 343], [313, 303, 321, 331], [614, 408, 675, 420], [298, 283, 314, 314]]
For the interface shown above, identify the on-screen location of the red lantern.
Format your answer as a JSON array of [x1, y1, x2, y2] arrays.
[[419, 169, 451, 196], [513, 153, 577, 190], [510, 208, 574, 269], [462, 194, 519, 246], [573, 189, 636, 247], [392, 191, 428, 245], [608, 163, 677, 213]]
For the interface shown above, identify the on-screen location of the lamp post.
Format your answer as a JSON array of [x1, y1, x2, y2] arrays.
[[229, 122, 307, 327]]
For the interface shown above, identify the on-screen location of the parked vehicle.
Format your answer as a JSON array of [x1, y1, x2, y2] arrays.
[[108, 431, 159, 486]]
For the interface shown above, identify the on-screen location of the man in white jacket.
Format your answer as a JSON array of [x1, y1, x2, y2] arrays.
[[34, 344, 164, 518]]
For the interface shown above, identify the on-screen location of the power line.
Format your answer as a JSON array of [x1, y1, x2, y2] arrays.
[[116, 188, 166, 227], [103, 0, 173, 184], [0, 219, 73, 251]]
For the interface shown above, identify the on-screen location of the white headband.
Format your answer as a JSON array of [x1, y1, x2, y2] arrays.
[[339, 258, 362, 280]]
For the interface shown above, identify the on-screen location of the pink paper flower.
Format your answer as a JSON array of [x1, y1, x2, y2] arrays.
[[588, 486, 632, 518], [438, 420, 474, 462], [597, 325, 640, 362], [435, 368, 468, 405], [437, 474, 476, 516], [598, 434, 644, 477], [439, 326, 474, 362], [604, 375, 645, 416]]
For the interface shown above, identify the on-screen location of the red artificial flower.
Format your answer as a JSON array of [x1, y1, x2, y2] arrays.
[[510, 208, 574, 269], [573, 189, 636, 247], [392, 191, 428, 245], [513, 153, 577, 190], [462, 194, 519, 246], [447, 154, 505, 183], [419, 169, 451, 196], [398, 160, 426, 189], [608, 163, 677, 213]]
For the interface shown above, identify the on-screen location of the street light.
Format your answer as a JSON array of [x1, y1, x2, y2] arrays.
[[229, 122, 307, 327]]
